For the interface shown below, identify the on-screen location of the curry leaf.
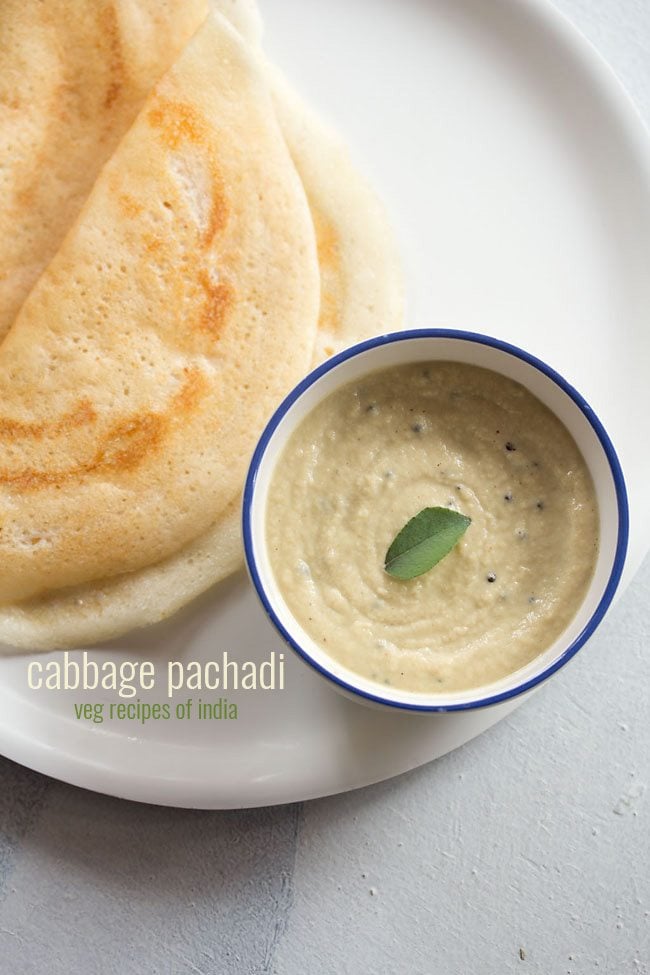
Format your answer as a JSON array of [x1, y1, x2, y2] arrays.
[[384, 506, 471, 580]]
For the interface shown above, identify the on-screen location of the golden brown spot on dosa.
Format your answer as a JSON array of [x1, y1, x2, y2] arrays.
[[119, 193, 144, 218], [148, 99, 229, 246], [172, 366, 209, 413], [0, 369, 206, 489], [197, 270, 235, 338], [312, 205, 343, 336], [0, 94, 21, 111], [147, 98, 229, 244], [143, 232, 164, 254], [100, 4, 125, 110], [0, 400, 96, 439], [93, 413, 167, 473], [205, 179, 229, 244], [16, 184, 35, 209], [148, 98, 207, 149], [104, 81, 121, 111], [313, 207, 340, 270]]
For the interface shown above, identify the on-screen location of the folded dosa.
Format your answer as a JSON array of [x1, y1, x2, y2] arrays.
[[0, 69, 404, 651], [0, 0, 403, 650], [0, 13, 319, 605]]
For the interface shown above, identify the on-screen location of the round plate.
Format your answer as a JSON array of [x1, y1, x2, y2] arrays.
[[1, 0, 649, 808]]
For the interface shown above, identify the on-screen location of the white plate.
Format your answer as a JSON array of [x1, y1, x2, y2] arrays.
[[1, 0, 649, 808]]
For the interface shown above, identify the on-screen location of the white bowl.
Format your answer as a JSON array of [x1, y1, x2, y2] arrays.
[[243, 330, 628, 712]]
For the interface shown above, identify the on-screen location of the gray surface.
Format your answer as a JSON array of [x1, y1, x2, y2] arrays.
[[1, 1, 649, 972]]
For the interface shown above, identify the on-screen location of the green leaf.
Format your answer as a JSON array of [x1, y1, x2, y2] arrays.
[[384, 506, 471, 580]]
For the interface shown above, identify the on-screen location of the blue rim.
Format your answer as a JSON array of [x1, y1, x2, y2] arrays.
[[242, 329, 629, 712]]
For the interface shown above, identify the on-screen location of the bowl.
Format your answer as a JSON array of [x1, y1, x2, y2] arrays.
[[242, 329, 628, 712]]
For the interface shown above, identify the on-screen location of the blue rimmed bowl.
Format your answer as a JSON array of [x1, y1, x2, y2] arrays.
[[242, 330, 628, 712]]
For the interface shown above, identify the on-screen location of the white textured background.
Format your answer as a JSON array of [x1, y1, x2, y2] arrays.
[[0, 1, 648, 972]]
